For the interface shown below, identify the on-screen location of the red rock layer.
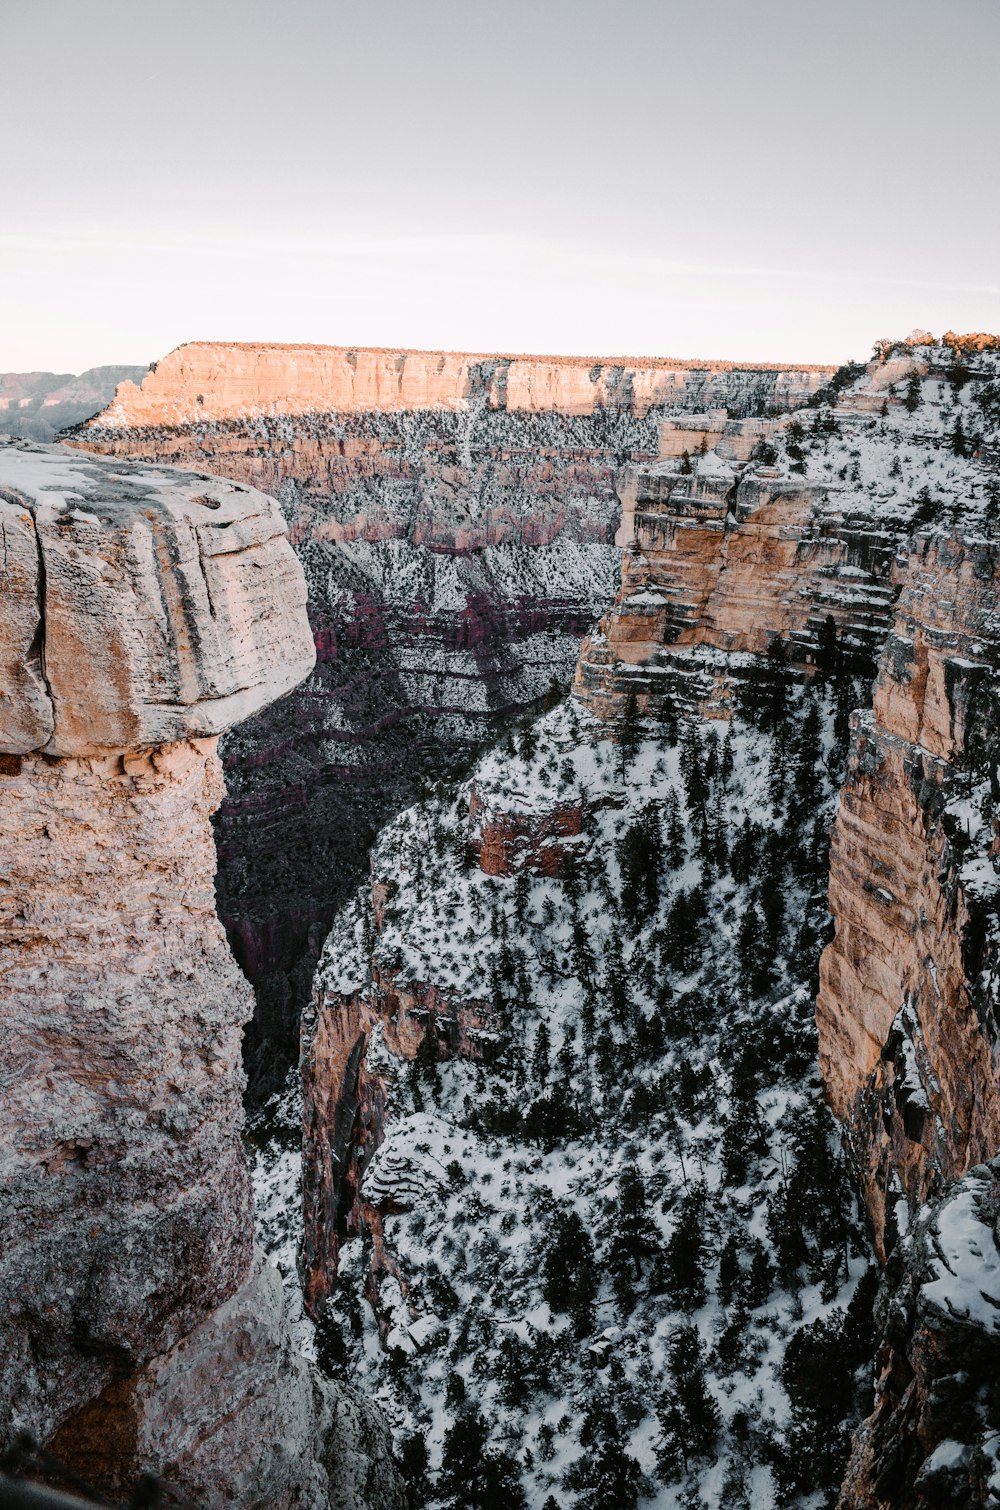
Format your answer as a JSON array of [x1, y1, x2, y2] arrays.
[[575, 458, 898, 719]]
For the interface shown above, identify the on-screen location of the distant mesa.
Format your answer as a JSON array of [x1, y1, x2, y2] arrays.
[[77, 340, 836, 429]]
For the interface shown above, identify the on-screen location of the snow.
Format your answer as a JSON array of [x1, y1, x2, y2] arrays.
[[298, 677, 875, 1508], [921, 1180, 1000, 1331]]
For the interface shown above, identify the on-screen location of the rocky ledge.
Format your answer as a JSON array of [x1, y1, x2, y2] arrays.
[[0, 442, 398, 1508]]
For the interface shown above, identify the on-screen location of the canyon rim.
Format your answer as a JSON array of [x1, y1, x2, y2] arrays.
[[4, 328, 1000, 1509]]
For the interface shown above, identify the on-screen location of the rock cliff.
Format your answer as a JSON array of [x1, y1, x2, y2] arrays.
[[817, 531, 1000, 1257], [838, 1156, 1000, 1510], [565, 336, 1000, 1505], [73, 343, 834, 1098], [0, 442, 399, 1508]]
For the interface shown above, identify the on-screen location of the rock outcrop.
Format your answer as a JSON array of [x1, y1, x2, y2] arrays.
[[839, 1158, 1000, 1509], [817, 532, 1000, 1256], [574, 415, 898, 720], [74, 344, 834, 1099], [0, 442, 398, 1508]]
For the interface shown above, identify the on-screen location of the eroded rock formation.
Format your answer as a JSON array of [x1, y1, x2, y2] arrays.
[[564, 339, 1000, 1505], [73, 344, 834, 1096], [817, 532, 1000, 1256], [839, 1157, 1000, 1509], [0, 442, 399, 1508], [574, 414, 898, 719]]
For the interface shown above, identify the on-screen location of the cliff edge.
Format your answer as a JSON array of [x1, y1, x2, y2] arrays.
[[0, 442, 399, 1508]]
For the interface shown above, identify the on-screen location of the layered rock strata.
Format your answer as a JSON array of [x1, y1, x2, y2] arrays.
[[79, 341, 832, 428], [75, 344, 834, 1097], [0, 443, 397, 1507], [817, 532, 1000, 1255], [575, 414, 900, 719]]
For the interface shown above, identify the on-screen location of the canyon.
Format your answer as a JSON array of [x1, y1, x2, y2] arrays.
[[0, 442, 400, 1508], [73, 342, 833, 1097], [10, 334, 1000, 1507], [293, 338, 1000, 1507], [0, 366, 146, 443]]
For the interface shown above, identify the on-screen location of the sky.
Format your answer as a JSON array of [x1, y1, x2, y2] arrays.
[[3, 0, 999, 372]]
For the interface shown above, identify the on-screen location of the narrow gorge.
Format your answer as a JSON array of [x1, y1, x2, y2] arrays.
[[72, 343, 832, 1095]]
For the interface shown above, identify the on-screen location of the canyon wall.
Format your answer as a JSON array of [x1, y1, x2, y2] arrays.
[[574, 354, 1000, 1257], [574, 419, 897, 720], [0, 365, 146, 442], [817, 533, 1000, 1257], [74, 342, 833, 1097], [0, 442, 399, 1508], [566, 342, 1000, 1506]]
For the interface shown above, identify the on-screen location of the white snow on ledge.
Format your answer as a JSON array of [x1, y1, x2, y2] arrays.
[[922, 1180, 1000, 1331]]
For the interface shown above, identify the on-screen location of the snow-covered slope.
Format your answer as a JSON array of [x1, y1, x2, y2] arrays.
[[295, 681, 876, 1509]]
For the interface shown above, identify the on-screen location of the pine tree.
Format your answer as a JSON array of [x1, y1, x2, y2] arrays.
[[604, 931, 633, 1026], [608, 1166, 659, 1285], [439, 1412, 527, 1510], [532, 1020, 551, 1084], [619, 688, 641, 777], [398, 1431, 430, 1507], [903, 372, 921, 412], [664, 787, 686, 867], [679, 722, 707, 813], [572, 1395, 642, 1510], [540, 1208, 598, 1335], [743, 1240, 774, 1308], [543, 675, 562, 710], [716, 1233, 741, 1308], [417, 1016, 440, 1092], [513, 869, 530, 928], [655, 1324, 721, 1477], [721, 726, 735, 786], [661, 1186, 707, 1309]]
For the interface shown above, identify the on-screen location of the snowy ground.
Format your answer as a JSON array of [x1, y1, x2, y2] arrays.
[[265, 683, 876, 1510], [251, 338, 1000, 1509]]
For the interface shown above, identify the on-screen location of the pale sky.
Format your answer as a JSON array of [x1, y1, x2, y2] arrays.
[[4, 0, 999, 371]]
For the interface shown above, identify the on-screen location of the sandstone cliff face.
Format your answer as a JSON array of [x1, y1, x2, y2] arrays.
[[817, 532, 1000, 1256], [575, 418, 898, 721], [82, 341, 831, 427], [74, 345, 833, 1098], [0, 443, 397, 1508]]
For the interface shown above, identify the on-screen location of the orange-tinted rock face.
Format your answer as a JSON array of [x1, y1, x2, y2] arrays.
[[302, 962, 498, 1314], [469, 780, 584, 876], [575, 454, 897, 720], [574, 378, 1000, 1272], [82, 342, 832, 428], [817, 535, 1000, 1256]]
